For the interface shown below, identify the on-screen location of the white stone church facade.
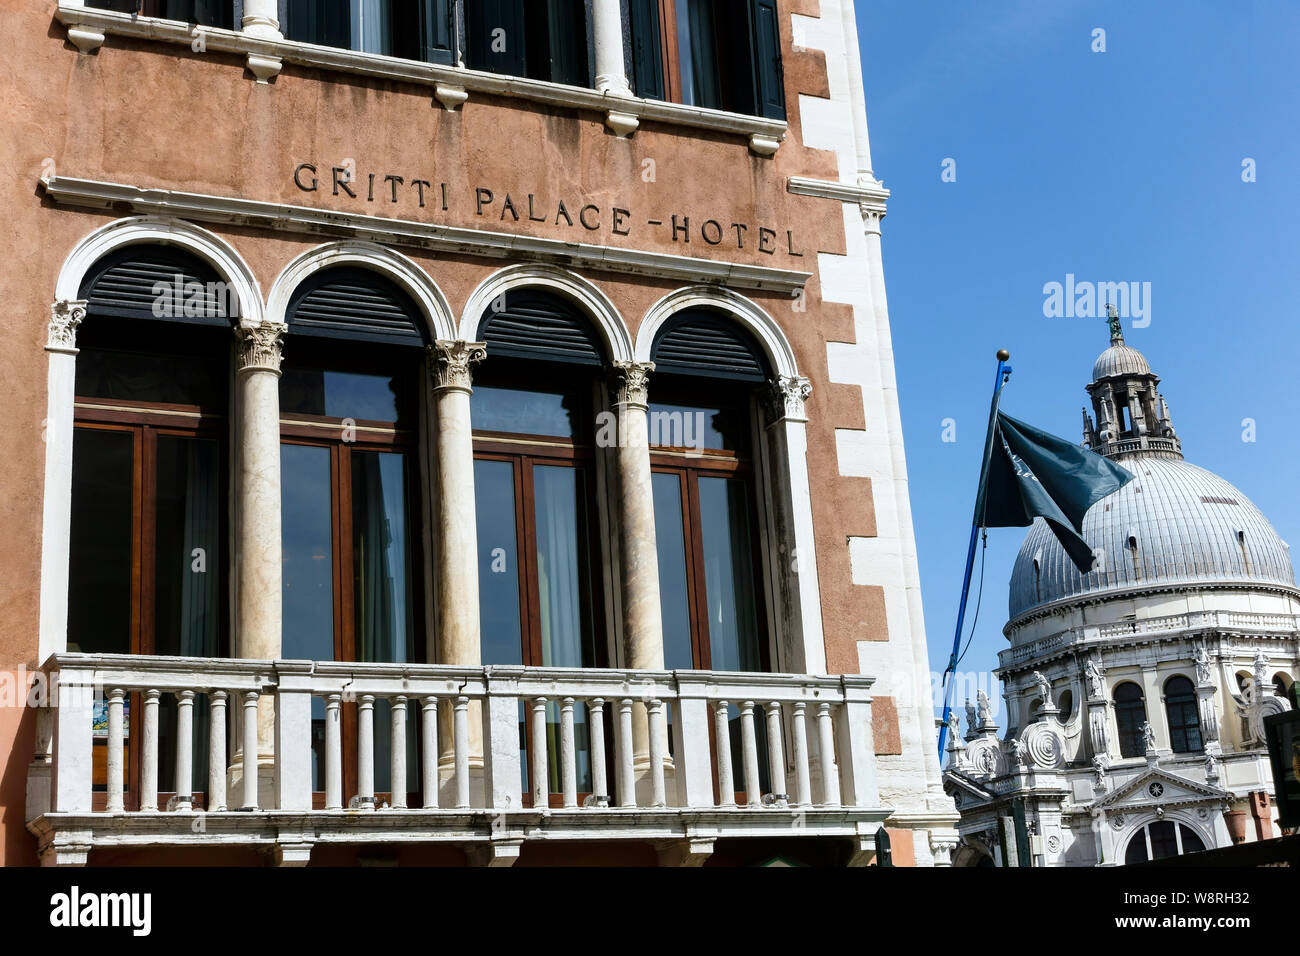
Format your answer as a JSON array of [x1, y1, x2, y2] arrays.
[[945, 323, 1298, 866]]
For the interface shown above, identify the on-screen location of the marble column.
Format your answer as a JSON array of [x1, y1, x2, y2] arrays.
[[592, 0, 632, 96], [611, 362, 666, 783], [611, 361, 663, 673], [234, 322, 285, 770], [240, 0, 284, 81], [429, 341, 487, 667], [39, 301, 85, 664], [429, 341, 487, 800]]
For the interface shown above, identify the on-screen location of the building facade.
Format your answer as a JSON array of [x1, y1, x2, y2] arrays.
[[0, 1, 956, 865], [945, 321, 1298, 866]]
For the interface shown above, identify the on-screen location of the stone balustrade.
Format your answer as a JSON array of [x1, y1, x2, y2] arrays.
[[28, 653, 886, 865]]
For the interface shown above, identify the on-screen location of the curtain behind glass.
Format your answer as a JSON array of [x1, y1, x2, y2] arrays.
[[351, 0, 392, 55], [675, 0, 722, 109], [352, 451, 416, 797], [155, 436, 221, 796], [533, 466, 594, 792]]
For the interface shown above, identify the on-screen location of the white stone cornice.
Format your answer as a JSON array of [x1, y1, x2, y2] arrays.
[[786, 175, 890, 209], [429, 341, 487, 394], [47, 300, 86, 354], [40, 175, 811, 295], [235, 322, 286, 374], [52, 3, 787, 154]]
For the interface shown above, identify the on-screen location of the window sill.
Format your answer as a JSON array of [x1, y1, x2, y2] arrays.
[[54, 4, 788, 156]]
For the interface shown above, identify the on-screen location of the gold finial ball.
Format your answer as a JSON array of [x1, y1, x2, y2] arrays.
[[996, 349, 1010, 361]]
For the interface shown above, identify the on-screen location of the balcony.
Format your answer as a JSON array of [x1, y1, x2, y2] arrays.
[[27, 654, 887, 866]]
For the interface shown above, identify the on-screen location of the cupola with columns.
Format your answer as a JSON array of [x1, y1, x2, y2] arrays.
[[1082, 304, 1181, 462]]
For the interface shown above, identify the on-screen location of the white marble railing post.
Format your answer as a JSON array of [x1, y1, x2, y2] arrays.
[[174, 690, 195, 810], [647, 698, 667, 807], [274, 665, 314, 812], [454, 695, 471, 809], [234, 323, 285, 793], [589, 698, 608, 806], [240, 691, 260, 810], [559, 698, 578, 808], [530, 697, 549, 808], [739, 701, 761, 807], [765, 701, 788, 806], [422, 696, 439, 809], [390, 695, 407, 808], [357, 695, 376, 809], [669, 683, 715, 808], [141, 689, 160, 812], [592, 0, 632, 96], [816, 702, 841, 807], [713, 700, 735, 806], [208, 691, 228, 811], [834, 683, 880, 808], [791, 701, 812, 807], [106, 688, 125, 813], [616, 698, 636, 807], [324, 694, 343, 810]]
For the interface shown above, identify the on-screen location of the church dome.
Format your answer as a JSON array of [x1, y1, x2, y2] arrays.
[[1008, 456, 1296, 620], [1092, 343, 1151, 380]]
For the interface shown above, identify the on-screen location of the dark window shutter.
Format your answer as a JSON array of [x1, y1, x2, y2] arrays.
[[479, 289, 605, 366], [419, 0, 455, 65], [79, 245, 233, 326], [629, 0, 665, 99], [650, 309, 770, 382], [750, 0, 785, 119], [162, 0, 233, 27], [526, 0, 588, 85], [466, 0, 527, 77], [285, 0, 349, 48], [287, 267, 426, 347]]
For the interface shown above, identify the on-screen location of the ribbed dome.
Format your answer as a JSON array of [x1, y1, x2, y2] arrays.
[[1009, 457, 1296, 620], [1092, 343, 1151, 380]]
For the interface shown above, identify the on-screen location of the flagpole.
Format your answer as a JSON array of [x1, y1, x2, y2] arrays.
[[937, 349, 1012, 758]]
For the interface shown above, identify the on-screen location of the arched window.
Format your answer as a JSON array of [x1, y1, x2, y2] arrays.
[[1113, 682, 1147, 758], [280, 267, 427, 803], [648, 307, 774, 797], [1273, 673, 1298, 710], [70, 243, 235, 808], [471, 288, 610, 802], [1124, 821, 1206, 864], [1163, 675, 1203, 754], [1057, 689, 1074, 723], [89, 1, 232, 29]]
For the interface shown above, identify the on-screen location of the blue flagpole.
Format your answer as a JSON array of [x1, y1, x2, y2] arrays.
[[937, 349, 1012, 759]]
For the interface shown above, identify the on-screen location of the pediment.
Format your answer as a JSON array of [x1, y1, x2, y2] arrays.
[[944, 770, 994, 804], [1095, 766, 1230, 812]]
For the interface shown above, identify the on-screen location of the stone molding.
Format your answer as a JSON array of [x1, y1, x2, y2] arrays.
[[40, 175, 810, 296], [53, 3, 787, 155]]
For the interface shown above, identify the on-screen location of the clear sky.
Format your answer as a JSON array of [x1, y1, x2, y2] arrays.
[[854, 0, 1300, 727]]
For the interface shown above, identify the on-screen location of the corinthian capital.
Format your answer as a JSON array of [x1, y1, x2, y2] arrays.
[[610, 361, 654, 409], [768, 375, 812, 422], [429, 340, 487, 392], [236, 322, 286, 374], [48, 300, 87, 353]]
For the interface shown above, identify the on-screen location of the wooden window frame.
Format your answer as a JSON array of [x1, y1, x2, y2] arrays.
[[73, 399, 230, 812], [279, 363, 426, 809]]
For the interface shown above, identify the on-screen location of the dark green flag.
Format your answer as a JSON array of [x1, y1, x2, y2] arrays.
[[977, 412, 1133, 572]]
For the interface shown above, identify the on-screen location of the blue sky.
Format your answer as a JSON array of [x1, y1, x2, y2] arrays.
[[855, 0, 1300, 723]]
